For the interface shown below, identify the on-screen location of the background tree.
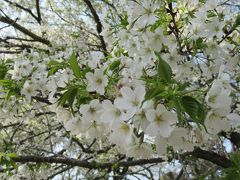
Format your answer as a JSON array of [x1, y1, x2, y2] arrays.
[[0, 0, 240, 179]]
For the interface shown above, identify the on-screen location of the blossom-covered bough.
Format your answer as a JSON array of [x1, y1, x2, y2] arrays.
[[0, 0, 239, 179]]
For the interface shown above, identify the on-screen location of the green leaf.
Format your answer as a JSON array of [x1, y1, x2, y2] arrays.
[[156, 53, 173, 82], [224, 153, 240, 180], [236, 14, 240, 26], [233, 14, 240, 29], [174, 97, 184, 123], [144, 87, 162, 103], [6, 90, 15, 100], [181, 96, 205, 124], [58, 86, 79, 111], [0, 79, 21, 100], [231, 153, 240, 168], [193, 38, 207, 50], [207, 11, 217, 18], [109, 60, 120, 71], [0, 79, 12, 87], [47, 60, 67, 77], [178, 82, 191, 91], [120, 14, 129, 28], [81, 66, 92, 77], [69, 53, 81, 78], [6, 153, 18, 159], [0, 64, 7, 79], [47, 60, 60, 67], [48, 66, 61, 76]]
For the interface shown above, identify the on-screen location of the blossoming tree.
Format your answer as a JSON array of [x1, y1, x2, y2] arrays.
[[0, 0, 240, 179]]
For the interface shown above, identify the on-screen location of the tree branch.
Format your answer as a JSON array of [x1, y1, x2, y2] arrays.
[[4, 0, 41, 24], [190, 147, 232, 168], [47, 166, 73, 179], [221, 131, 240, 148], [10, 147, 232, 171], [0, 16, 50, 45], [32, 96, 52, 105], [83, 0, 107, 54], [0, 50, 22, 54], [5, 36, 42, 42], [229, 132, 240, 148], [35, 0, 42, 24], [0, 123, 20, 130], [12, 155, 165, 169], [72, 137, 114, 154]]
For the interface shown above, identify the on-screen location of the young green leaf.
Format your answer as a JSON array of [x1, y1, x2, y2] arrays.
[[181, 96, 205, 124], [233, 14, 240, 28], [69, 53, 81, 78], [120, 14, 129, 28], [143, 87, 162, 103], [48, 66, 62, 76], [47, 60, 67, 77], [109, 60, 120, 71], [47, 60, 60, 67], [6, 153, 18, 159], [156, 53, 173, 82], [0, 64, 7, 79], [58, 86, 78, 109]]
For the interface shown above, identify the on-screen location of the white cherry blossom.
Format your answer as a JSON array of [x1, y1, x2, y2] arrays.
[[114, 84, 146, 116], [155, 127, 194, 156], [21, 81, 38, 101], [100, 100, 129, 126], [85, 69, 108, 95], [109, 122, 133, 149], [64, 117, 85, 135], [205, 111, 231, 134], [145, 104, 177, 137], [80, 99, 102, 124]]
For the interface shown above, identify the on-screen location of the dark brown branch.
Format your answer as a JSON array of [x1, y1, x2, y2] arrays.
[[190, 147, 232, 168], [0, 37, 48, 53], [72, 137, 114, 154], [0, 123, 20, 130], [0, 16, 50, 45], [47, 166, 73, 179], [4, 0, 41, 24], [221, 131, 240, 148], [229, 132, 240, 148], [0, 42, 49, 54], [12, 155, 165, 169], [10, 147, 233, 171], [12, 155, 95, 169], [35, 0, 42, 24], [5, 36, 43, 42], [32, 96, 52, 105], [1, 42, 32, 49], [0, 50, 22, 54], [35, 111, 55, 117], [218, 27, 235, 44], [0, 24, 11, 30], [175, 168, 184, 180], [83, 0, 107, 54], [167, 3, 182, 51], [19, 125, 62, 145]]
